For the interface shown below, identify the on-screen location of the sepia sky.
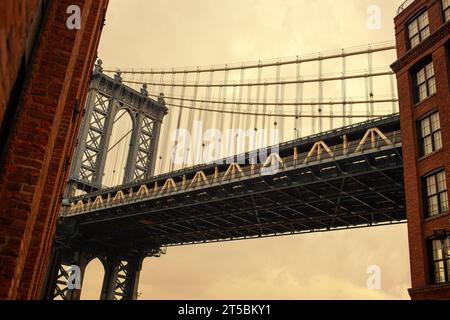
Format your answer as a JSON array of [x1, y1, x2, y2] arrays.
[[81, 0, 411, 300]]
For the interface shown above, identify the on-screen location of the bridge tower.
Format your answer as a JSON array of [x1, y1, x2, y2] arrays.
[[42, 60, 168, 300], [65, 59, 168, 197]]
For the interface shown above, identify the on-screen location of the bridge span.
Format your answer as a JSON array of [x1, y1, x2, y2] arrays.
[[44, 113, 405, 300], [63, 113, 405, 244]]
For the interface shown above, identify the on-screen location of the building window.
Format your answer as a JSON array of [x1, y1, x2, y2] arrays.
[[407, 11, 430, 48], [443, 0, 450, 22], [419, 112, 442, 156], [414, 61, 436, 103], [430, 237, 450, 283], [424, 170, 449, 217]]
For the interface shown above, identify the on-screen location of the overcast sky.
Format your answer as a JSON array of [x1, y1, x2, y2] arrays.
[[81, 0, 411, 300]]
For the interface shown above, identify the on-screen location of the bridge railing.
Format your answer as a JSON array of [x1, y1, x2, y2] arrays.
[[62, 129, 401, 217]]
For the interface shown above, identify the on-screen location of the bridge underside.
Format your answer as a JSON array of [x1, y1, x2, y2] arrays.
[[57, 145, 405, 254]]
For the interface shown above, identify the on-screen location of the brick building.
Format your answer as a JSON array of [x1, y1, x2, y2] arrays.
[[391, 0, 450, 299], [0, 0, 109, 299]]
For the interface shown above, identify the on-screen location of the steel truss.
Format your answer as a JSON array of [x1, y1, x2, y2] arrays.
[[66, 61, 168, 195], [42, 247, 165, 300]]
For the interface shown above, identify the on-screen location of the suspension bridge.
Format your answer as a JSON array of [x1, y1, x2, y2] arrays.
[[43, 41, 405, 300]]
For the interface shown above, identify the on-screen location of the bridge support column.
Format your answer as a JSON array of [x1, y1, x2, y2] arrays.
[[41, 250, 90, 300], [100, 255, 144, 300], [41, 250, 62, 300]]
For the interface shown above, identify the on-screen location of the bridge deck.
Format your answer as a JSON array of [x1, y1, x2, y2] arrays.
[[56, 114, 405, 257]]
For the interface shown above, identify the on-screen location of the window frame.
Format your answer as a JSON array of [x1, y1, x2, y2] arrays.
[[423, 170, 449, 218], [429, 237, 450, 284], [443, 0, 450, 23], [418, 111, 443, 157], [407, 10, 430, 49], [413, 60, 436, 104]]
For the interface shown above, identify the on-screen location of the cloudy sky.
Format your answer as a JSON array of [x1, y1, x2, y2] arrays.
[[81, 0, 411, 300]]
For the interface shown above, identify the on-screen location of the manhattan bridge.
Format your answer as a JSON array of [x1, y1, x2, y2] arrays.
[[42, 41, 405, 300]]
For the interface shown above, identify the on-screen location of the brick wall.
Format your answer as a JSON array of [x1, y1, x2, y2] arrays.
[[0, 0, 41, 125], [0, 0, 109, 300], [392, 0, 450, 300]]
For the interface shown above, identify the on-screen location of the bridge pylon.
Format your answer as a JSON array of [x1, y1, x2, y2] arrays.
[[99, 255, 145, 300], [42, 58, 169, 300], [41, 245, 162, 300], [41, 248, 92, 300], [65, 59, 168, 197]]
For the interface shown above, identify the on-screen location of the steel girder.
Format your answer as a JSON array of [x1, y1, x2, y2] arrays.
[[56, 144, 405, 251]]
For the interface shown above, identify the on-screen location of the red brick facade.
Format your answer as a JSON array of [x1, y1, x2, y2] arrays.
[[0, 0, 109, 300], [391, 0, 450, 299], [0, 0, 41, 125]]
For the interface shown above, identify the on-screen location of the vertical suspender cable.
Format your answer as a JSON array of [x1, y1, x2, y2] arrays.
[[148, 70, 154, 96], [368, 48, 374, 117], [262, 83, 268, 147], [201, 70, 214, 131], [296, 57, 302, 139], [280, 77, 285, 142], [341, 49, 347, 127], [275, 60, 281, 140], [184, 68, 200, 168], [158, 72, 165, 95], [169, 72, 187, 172], [245, 84, 252, 151], [213, 76, 223, 134], [390, 73, 397, 113], [130, 69, 135, 90], [228, 82, 238, 157], [219, 67, 229, 152], [318, 54, 323, 133], [139, 69, 144, 89], [220, 69, 229, 132], [159, 69, 176, 174], [202, 70, 214, 161], [236, 67, 245, 134], [254, 63, 262, 149]]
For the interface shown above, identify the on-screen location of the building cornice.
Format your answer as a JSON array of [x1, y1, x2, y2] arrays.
[[391, 22, 450, 73]]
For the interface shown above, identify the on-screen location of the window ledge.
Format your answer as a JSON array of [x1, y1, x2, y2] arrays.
[[409, 282, 450, 299], [424, 212, 449, 223], [415, 93, 437, 107], [418, 148, 443, 161], [409, 33, 432, 51]]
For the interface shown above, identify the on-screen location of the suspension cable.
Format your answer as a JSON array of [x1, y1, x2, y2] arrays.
[[112, 70, 394, 88], [147, 92, 397, 107], [161, 101, 396, 118], [107, 129, 133, 153], [103, 42, 395, 75]]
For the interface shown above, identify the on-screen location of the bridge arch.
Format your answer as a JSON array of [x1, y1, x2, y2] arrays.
[[80, 258, 105, 300], [102, 108, 134, 187]]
